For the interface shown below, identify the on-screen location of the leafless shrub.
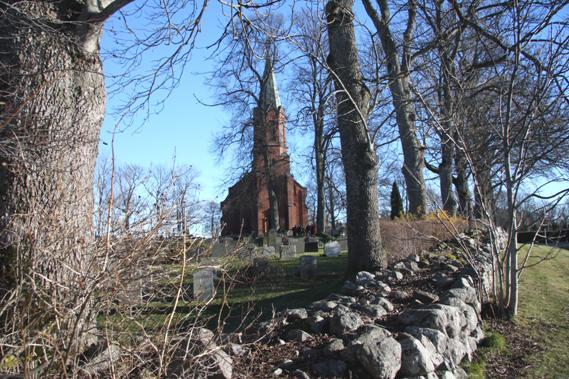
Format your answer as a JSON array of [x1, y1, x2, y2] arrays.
[[0, 155, 262, 377], [380, 218, 469, 262]]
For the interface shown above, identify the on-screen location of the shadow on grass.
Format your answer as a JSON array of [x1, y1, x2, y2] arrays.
[[128, 254, 348, 332]]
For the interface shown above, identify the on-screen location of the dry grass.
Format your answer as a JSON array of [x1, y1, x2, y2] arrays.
[[380, 216, 469, 262]]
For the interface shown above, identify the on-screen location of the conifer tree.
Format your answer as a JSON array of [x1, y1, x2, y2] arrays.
[[390, 181, 404, 220]]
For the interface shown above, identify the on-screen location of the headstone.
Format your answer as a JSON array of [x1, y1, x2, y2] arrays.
[[239, 243, 257, 261], [338, 238, 348, 252], [212, 238, 237, 258], [305, 241, 319, 252], [280, 245, 297, 260], [268, 230, 278, 246], [211, 242, 225, 258], [193, 269, 215, 301], [290, 238, 305, 254], [324, 241, 341, 257], [260, 246, 277, 257], [300, 256, 317, 280]]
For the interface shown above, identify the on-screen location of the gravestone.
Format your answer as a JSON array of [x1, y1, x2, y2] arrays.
[[324, 241, 341, 257], [280, 245, 297, 260], [290, 238, 305, 254], [300, 256, 317, 280], [193, 269, 215, 301], [211, 242, 225, 258], [305, 240, 319, 252], [239, 243, 257, 261], [211, 237, 237, 258], [260, 246, 277, 258], [268, 230, 278, 246], [338, 238, 348, 252]]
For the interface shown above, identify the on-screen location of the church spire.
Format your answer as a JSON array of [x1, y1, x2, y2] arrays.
[[260, 54, 281, 110]]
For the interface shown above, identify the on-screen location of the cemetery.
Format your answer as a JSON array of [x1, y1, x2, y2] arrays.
[[75, 210, 567, 379], [1, 0, 568, 377], [95, 226, 546, 378]]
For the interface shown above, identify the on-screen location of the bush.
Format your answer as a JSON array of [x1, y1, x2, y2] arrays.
[[317, 233, 335, 244], [379, 217, 469, 263]]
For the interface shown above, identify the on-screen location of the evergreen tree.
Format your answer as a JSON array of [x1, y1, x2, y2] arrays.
[[390, 181, 404, 220]]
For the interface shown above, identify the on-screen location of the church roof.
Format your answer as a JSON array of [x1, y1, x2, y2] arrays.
[[259, 56, 281, 110]]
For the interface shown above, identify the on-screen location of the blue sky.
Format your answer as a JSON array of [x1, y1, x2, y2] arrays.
[[97, 1, 568, 210], [98, 3, 275, 204]]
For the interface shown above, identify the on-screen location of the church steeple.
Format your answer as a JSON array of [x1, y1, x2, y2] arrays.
[[252, 51, 289, 175], [259, 55, 281, 110]]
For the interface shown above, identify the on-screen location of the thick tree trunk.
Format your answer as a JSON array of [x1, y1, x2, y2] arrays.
[[361, 0, 427, 217], [325, 0, 384, 274], [0, 1, 105, 359]]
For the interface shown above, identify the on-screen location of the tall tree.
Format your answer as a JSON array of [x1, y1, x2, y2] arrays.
[[360, 0, 427, 216], [0, 0, 136, 356], [326, 0, 385, 273], [211, 16, 286, 233], [288, 6, 335, 234], [448, 0, 569, 317]]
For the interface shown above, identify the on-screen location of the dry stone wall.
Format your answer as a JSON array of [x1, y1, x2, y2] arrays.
[[158, 232, 502, 379], [258, 232, 500, 379]]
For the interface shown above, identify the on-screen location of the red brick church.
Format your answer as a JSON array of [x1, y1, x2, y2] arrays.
[[220, 58, 308, 236]]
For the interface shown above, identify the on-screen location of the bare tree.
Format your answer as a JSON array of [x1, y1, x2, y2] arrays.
[[441, 0, 569, 317], [116, 163, 147, 232], [325, 146, 347, 233], [203, 200, 221, 238], [0, 0, 141, 359], [360, 0, 427, 216], [211, 15, 289, 233], [287, 5, 336, 234], [172, 165, 201, 236], [326, 0, 385, 273]]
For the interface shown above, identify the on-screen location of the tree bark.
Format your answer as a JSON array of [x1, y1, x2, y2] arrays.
[[361, 0, 427, 216], [473, 160, 495, 220], [0, 0, 106, 359], [325, 0, 384, 274], [440, 140, 458, 216], [454, 146, 472, 217], [314, 116, 326, 234]]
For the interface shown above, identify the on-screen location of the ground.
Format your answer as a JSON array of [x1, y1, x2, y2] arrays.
[[101, 243, 569, 377], [479, 245, 569, 378]]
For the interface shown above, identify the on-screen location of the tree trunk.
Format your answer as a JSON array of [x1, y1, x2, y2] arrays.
[[454, 147, 472, 217], [326, 176, 338, 232], [0, 1, 105, 359], [438, 46, 458, 217], [473, 161, 495, 220], [315, 117, 326, 234], [361, 0, 427, 216], [440, 141, 458, 216], [325, 0, 384, 274]]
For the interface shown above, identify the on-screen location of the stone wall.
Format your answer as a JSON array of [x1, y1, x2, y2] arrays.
[[258, 233, 500, 379], [155, 232, 501, 379]]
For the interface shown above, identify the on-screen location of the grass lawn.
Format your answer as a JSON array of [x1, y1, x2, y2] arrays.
[[208, 252, 348, 330], [517, 244, 569, 377], [102, 251, 349, 333]]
